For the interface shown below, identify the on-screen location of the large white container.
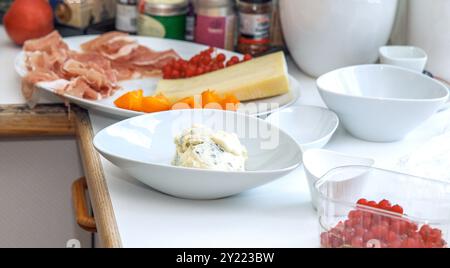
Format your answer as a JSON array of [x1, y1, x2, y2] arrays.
[[279, 0, 398, 77], [408, 0, 450, 82]]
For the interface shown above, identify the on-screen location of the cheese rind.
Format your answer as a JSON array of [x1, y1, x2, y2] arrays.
[[155, 52, 290, 103]]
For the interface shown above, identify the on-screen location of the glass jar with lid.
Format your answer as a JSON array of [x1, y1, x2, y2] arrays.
[[237, 0, 273, 55], [194, 0, 237, 50], [137, 0, 188, 40]]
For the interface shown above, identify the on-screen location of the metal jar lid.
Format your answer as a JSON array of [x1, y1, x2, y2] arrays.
[[142, 0, 189, 16], [195, 0, 234, 8]]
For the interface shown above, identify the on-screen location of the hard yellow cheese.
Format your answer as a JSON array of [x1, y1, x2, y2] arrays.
[[155, 52, 290, 103]]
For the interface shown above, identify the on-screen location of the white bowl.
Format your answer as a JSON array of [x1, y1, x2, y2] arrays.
[[280, 0, 398, 77], [379, 46, 428, 72], [266, 106, 339, 151], [93, 109, 302, 200], [303, 149, 374, 210], [317, 65, 449, 142]]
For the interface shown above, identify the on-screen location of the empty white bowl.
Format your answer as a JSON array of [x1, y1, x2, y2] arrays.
[[94, 109, 302, 200], [266, 106, 339, 151], [379, 46, 428, 72], [303, 149, 375, 210], [317, 65, 449, 142]]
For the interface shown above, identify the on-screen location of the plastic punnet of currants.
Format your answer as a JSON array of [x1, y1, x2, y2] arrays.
[[320, 198, 447, 248]]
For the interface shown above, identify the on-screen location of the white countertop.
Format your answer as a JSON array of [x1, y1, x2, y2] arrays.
[[1, 26, 447, 248]]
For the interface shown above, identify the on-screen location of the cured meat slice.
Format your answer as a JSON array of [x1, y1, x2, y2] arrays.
[[80, 31, 129, 52], [131, 47, 180, 68], [23, 31, 68, 53], [22, 71, 59, 101], [59, 77, 101, 100]]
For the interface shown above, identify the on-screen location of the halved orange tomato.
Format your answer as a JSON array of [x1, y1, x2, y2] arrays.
[[114, 89, 143, 111], [141, 94, 171, 113], [221, 94, 240, 111], [173, 96, 196, 109], [202, 90, 222, 109]]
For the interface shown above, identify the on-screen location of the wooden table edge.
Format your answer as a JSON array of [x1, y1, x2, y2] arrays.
[[0, 104, 123, 248]]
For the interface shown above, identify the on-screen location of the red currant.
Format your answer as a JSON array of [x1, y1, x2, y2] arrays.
[[216, 53, 226, 62], [367, 201, 378, 208], [378, 199, 392, 211], [391, 204, 404, 215], [357, 198, 368, 206], [243, 54, 253, 61]]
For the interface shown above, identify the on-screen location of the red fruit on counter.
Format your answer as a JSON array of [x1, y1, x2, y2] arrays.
[[3, 0, 54, 46]]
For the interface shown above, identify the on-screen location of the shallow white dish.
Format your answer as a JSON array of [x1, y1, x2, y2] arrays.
[[379, 46, 428, 72], [93, 109, 302, 199], [317, 65, 449, 142], [303, 149, 375, 210], [15, 35, 300, 118], [266, 105, 339, 151]]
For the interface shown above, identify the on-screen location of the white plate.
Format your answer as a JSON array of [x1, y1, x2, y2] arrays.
[[266, 105, 339, 152], [93, 109, 302, 199], [15, 35, 300, 118]]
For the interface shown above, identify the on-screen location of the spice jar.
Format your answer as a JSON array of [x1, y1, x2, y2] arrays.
[[194, 0, 236, 50], [137, 0, 188, 40], [237, 0, 273, 55], [116, 0, 138, 33]]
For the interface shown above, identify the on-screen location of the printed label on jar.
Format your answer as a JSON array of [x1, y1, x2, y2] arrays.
[[116, 4, 138, 32], [138, 14, 166, 38], [195, 14, 236, 50], [239, 13, 271, 44]]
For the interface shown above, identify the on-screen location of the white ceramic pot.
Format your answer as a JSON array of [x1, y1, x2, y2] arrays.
[[279, 0, 398, 77], [408, 0, 450, 82]]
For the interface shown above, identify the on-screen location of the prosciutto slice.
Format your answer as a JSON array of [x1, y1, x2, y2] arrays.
[[21, 31, 180, 103]]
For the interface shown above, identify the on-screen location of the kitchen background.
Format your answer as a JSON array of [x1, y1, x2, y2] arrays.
[[0, 0, 449, 247]]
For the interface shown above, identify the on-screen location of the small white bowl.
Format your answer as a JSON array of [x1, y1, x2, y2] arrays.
[[317, 65, 449, 142], [379, 46, 428, 73], [266, 106, 339, 151], [94, 109, 302, 200], [303, 149, 375, 210]]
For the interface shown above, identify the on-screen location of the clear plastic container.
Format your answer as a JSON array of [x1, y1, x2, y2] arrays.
[[315, 166, 450, 248]]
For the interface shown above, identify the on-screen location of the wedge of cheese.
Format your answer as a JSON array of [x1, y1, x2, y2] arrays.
[[155, 52, 290, 103]]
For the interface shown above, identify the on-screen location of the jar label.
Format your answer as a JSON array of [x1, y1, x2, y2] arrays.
[[195, 14, 236, 50], [116, 4, 138, 33], [138, 14, 166, 38], [239, 13, 271, 44]]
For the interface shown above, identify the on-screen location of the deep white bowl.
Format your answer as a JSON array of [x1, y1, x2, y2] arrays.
[[317, 65, 449, 142], [280, 0, 398, 77], [93, 109, 302, 199], [266, 106, 339, 151]]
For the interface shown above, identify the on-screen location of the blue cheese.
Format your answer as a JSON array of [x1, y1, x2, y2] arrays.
[[172, 125, 248, 171]]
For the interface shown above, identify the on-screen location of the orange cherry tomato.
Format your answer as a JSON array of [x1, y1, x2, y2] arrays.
[[201, 90, 222, 109], [172, 96, 196, 110], [220, 94, 240, 111], [141, 94, 171, 113], [114, 89, 143, 111]]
